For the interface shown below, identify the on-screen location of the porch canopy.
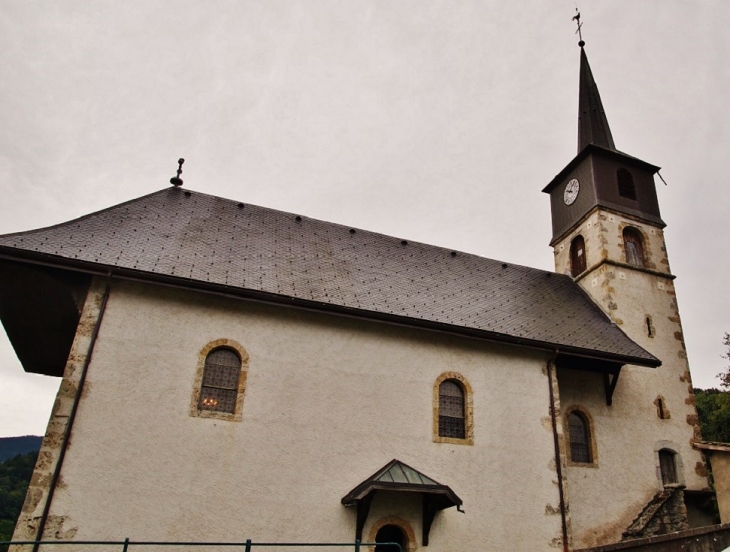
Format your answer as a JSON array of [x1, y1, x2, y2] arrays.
[[341, 459, 462, 546]]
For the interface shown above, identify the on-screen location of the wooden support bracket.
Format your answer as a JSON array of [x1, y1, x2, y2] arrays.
[[355, 491, 375, 542], [603, 367, 622, 406]]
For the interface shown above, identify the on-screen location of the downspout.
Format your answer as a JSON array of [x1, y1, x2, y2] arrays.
[[547, 350, 570, 552], [33, 274, 112, 551]]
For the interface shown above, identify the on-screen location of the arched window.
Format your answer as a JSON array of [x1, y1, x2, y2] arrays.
[[623, 227, 645, 267], [375, 525, 408, 552], [659, 449, 678, 485], [570, 235, 586, 277], [568, 410, 592, 464], [190, 339, 249, 421], [369, 517, 416, 552], [439, 380, 465, 439], [433, 372, 473, 444], [617, 168, 637, 200], [199, 348, 242, 413]]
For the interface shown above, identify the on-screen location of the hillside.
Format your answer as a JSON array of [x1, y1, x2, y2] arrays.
[[0, 450, 38, 550], [0, 436, 42, 463]]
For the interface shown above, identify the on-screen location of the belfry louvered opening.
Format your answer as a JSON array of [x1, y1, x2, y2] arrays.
[[199, 348, 241, 413], [617, 168, 637, 200], [439, 380, 465, 439]]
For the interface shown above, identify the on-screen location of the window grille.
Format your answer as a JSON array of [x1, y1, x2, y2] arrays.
[[199, 348, 241, 414], [568, 411, 591, 463], [660, 449, 678, 485], [623, 227, 645, 267], [617, 169, 637, 200], [439, 380, 465, 439], [570, 235, 586, 277]]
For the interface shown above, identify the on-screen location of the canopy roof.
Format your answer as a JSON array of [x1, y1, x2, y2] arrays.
[[341, 459, 462, 546], [341, 459, 461, 507]]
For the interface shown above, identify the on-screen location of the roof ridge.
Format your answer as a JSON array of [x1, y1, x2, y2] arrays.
[[0, 188, 173, 240]]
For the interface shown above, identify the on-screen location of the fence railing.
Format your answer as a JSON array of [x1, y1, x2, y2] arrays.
[[0, 540, 402, 552]]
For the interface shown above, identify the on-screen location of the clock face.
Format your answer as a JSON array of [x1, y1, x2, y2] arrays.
[[564, 178, 580, 205]]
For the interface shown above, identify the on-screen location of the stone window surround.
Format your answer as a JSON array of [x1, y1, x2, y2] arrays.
[[564, 405, 598, 468], [570, 234, 587, 277], [654, 394, 671, 420], [432, 371, 474, 446], [367, 515, 417, 552], [654, 440, 685, 490], [189, 338, 249, 422], [622, 225, 647, 267]]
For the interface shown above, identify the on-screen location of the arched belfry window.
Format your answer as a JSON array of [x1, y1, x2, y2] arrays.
[[623, 227, 645, 267], [570, 235, 587, 277], [617, 168, 637, 200], [190, 339, 249, 421], [567, 409, 594, 464], [433, 372, 473, 444]]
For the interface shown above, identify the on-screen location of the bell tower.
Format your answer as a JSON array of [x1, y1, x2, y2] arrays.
[[543, 36, 709, 548], [543, 41, 674, 322]]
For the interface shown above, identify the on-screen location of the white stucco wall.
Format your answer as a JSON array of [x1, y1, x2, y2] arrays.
[[554, 209, 708, 548], [42, 280, 565, 551]]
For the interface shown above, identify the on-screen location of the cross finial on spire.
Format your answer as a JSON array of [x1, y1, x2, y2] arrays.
[[572, 6, 585, 47]]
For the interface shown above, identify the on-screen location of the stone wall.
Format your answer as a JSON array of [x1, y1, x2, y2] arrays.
[[576, 523, 730, 552], [622, 486, 689, 540], [11, 277, 107, 547], [17, 279, 566, 551], [553, 208, 708, 549]]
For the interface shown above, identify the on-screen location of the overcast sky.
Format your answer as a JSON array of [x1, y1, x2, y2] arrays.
[[1, 1, 728, 437]]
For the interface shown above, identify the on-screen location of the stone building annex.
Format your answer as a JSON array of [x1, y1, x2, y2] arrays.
[[1, 38, 727, 551]]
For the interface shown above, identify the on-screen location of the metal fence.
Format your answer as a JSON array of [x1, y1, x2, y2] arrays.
[[0, 540, 402, 552]]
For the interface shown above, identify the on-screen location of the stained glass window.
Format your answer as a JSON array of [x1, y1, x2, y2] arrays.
[[439, 380, 465, 439], [199, 348, 241, 414]]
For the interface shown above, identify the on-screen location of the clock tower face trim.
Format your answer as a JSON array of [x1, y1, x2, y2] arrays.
[[564, 178, 580, 205]]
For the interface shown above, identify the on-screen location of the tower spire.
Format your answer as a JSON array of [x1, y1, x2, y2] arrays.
[[576, 27, 616, 153]]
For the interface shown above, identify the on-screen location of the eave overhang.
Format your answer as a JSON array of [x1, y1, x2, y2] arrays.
[[542, 144, 661, 195], [0, 258, 91, 376], [0, 247, 662, 370], [693, 442, 730, 453]]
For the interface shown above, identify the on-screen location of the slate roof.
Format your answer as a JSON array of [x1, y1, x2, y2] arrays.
[[578, 46, 616, 153], [0, 187, 658, 366]]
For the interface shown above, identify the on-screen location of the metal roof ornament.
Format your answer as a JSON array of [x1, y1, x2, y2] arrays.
[[170, 158, 185, 187], [572, 6, 585, 48]]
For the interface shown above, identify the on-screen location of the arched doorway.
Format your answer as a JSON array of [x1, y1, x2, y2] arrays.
[[375, 524, 407, 552]]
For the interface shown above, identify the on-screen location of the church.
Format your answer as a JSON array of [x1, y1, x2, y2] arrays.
[[0, 38, 724, 552]]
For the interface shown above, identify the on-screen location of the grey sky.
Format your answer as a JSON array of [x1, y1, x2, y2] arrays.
[[1, 1, 728, 437]]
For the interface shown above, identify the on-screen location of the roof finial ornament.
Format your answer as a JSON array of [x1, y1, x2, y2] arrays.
[[170, 158, 185, 187], [572, 6, 585, 48]]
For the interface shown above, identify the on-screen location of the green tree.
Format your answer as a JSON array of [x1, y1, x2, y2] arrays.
[[719, 332, 730, 390], [695, 387, 730, 443], [0, 451, 38, 552], [693, 333, 730, 443]]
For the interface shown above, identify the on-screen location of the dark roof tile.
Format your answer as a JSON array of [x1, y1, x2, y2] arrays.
[[0, 187, 657, 365]]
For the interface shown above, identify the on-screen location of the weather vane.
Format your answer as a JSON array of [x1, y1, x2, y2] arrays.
[[170, 158, 185, 187], [572, 6, 585, 47]]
